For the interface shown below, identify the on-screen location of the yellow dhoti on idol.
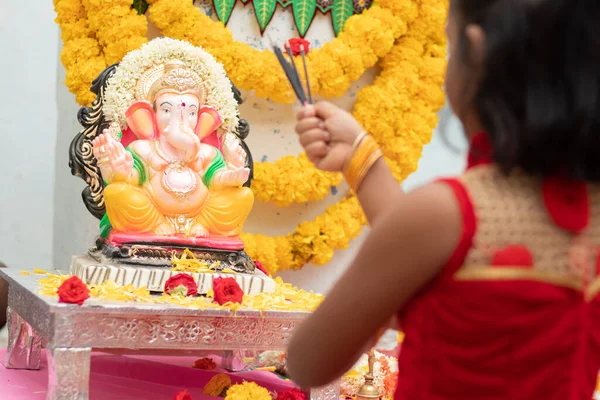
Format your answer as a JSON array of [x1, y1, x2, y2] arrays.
[[104, 182, 253, 237]]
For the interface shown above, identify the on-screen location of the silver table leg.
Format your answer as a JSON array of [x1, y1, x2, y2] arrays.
[[309, 380, 341, 400], [2, 306, 42, 369], [47, 347, 91, 400]]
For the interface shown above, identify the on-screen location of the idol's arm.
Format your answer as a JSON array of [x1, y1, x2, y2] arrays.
[[202, 147, 249, 188], [286, 182, 462, 388], [196, 148, 229, 189]]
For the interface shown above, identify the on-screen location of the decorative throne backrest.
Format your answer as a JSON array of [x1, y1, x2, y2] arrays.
[[69, 64, 254, 220]]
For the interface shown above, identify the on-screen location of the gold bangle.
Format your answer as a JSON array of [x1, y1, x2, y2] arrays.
[[353, 149, 383, 192], [352, 131, 368, 151], [342, 131, 369, 172], [344, 135, 383, 193]]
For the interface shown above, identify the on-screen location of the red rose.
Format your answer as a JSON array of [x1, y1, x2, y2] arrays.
[[277, 388, 307, 400], [285, 38, 310, 56], [57, 276, 90, 305], [164, 273, 198, 297], [193, 357, 216, 370], [254, 260, 269, 276], [173, 389, 192, 400], [213, 277, 244, 305]]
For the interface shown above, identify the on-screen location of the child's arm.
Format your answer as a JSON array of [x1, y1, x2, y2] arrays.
[[296, 103, 403, 227], [286, 182, 463, 388], [354, 156, 403, 226]]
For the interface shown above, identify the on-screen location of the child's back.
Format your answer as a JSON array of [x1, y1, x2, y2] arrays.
[[398, 138, 600, 398]]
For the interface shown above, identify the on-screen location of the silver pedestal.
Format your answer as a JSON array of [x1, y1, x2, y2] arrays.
[[0, 268, 340, 400]]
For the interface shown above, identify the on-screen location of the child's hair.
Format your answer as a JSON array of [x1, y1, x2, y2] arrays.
[[453, 0, 600, 181]]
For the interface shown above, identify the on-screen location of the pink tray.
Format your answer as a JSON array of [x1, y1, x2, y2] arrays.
[[1, 349, 296, 400]]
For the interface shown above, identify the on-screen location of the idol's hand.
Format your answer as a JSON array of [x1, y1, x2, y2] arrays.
[[295, 102, 363, 172], [217, 167, 250, 187], [92, 129, 113, 161], [106, 140, 134, 181], [222, 135, 246, 168], [92, 130, 133, 181]]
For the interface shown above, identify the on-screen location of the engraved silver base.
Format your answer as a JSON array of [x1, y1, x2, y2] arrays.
[[71, 254, 276, 295], [0, 267, 340, 400], [2, 306, 42, 370]]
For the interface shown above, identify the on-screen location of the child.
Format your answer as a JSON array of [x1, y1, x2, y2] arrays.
[[287, 0, 600, 398]]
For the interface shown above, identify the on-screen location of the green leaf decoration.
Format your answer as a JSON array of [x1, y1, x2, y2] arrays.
[[331, 0, 352, 36], [292, 0, 317, 37], [214, 0, 236, 25], [254, 0, 278, 32], [132, 0, 149, 15]]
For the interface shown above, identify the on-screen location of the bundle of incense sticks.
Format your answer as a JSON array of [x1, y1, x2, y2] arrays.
[[268, 35, 313, 105]]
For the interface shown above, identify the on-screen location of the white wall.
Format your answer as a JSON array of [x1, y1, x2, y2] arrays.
[[2, 2, 467, 294], [0, 2, 59, 270]]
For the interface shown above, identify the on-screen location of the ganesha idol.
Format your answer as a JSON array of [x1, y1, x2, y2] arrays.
[[68, 38, 275, 294]]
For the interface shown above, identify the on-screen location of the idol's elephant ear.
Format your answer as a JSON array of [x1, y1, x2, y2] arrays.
[[125, 100, 158, 140], [196, 106, 223, 140]]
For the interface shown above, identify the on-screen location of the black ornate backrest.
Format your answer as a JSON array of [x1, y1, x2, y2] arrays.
[[69, 64, 254, 220]]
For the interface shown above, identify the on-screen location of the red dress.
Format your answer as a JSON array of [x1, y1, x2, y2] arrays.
[[394, 134, 600, 400]]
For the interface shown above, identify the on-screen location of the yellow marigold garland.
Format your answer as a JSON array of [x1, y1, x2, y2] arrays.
[[53, 0, 448, 274], [252, 153, 342, 206], [53, 0, 147, 104], [146, 0, 409, 103], [81, 0, 148, 65], [53, 0, 106, 105], [242, 2, 448, 274]]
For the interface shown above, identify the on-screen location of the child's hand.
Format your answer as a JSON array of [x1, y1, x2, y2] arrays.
[[295, 101, 364, 172]]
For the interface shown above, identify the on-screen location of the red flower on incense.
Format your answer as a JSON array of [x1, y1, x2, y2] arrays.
[[213, 277, 244, 305], [285, 38, 310, 56], [173, 389, 192, 400], [277, 388, 307, 400], [164, 273, 198, 297], [57, 276, 90, 305]]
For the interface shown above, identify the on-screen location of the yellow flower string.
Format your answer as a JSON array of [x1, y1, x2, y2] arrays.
[[252, 153, 342, 207], [224, 381, 272, 400], [37, 273, 323, 312], [146, 0, 409, 103], [242, 0, 448, 273], [52, 0, 448, 273], [53, 0, 147, 104]]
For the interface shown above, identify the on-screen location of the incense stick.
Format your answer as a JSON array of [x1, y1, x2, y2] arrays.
[[299, 45, 313, 104], [266, 34, 308, 104], [285, 43, 307, 103]]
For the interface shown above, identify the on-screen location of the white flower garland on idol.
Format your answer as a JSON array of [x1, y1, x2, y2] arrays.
[[102, 37, 240, 135]]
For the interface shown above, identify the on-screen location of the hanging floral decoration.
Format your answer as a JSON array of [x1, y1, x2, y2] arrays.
[[53, 0, 448, 274], [208, 0, 374, 37]]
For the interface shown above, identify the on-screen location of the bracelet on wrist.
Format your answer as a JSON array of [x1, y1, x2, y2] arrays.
[[344, 134, 383, 193]]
